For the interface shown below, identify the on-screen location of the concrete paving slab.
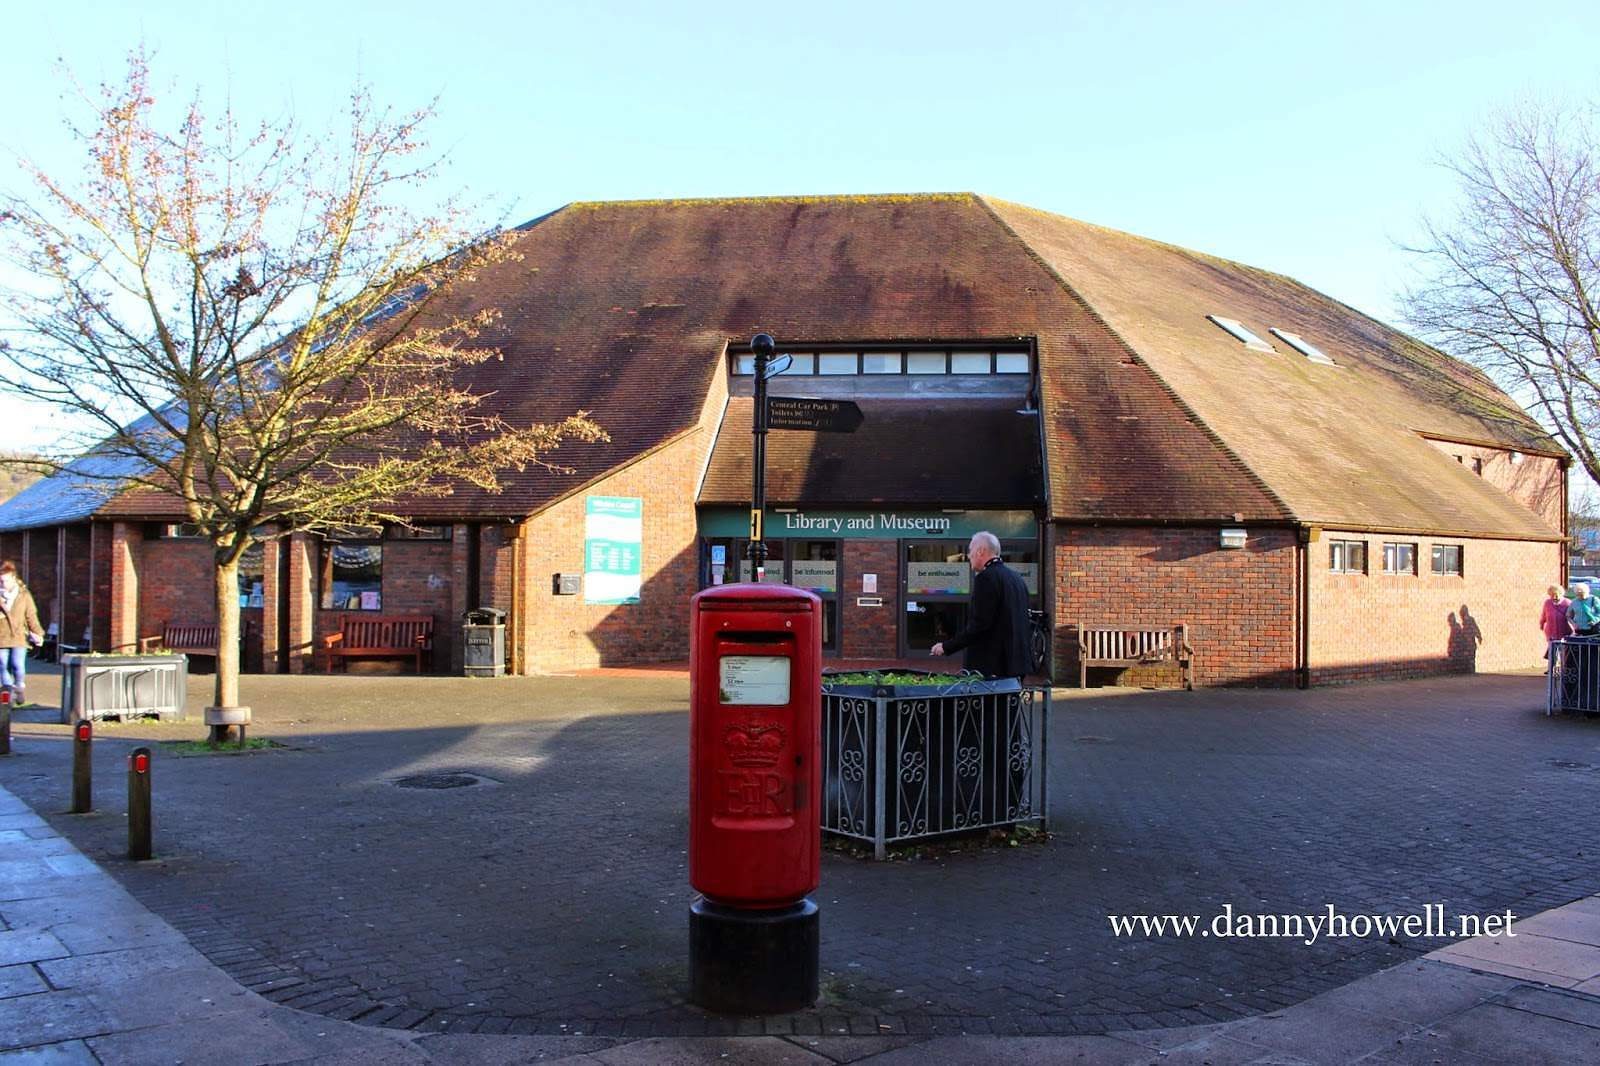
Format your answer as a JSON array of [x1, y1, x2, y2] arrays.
[[84, 1004, 376, 1066], [0, 1040, 100, 1064], [1575, 976, 1600, 995], [35, 942, 214, 989], [1495, 985, 1600, 1029], [1507, 905, 1600, 946], [0, 991, 112, 1052], [1116, 1032, 1280, 1065], [0, 815, 49, 833], [835, 1035, 1160, 1064], [1427, 955, 1586, 989], [0, 931, 68, 967], [84, 963, 262, 1029], [1389, 1002, 1600, 1064], [1281, 960, 1517, 1024], [1218, 1005, 1424, 1065], [0, 964, 47, 1000], [1430, 932, 1600, 982], [409, 1033, 621, 1064], [781, 1034, 930, 1062], [0, 891, 153, 932], [583, 1036, 835, 1064]]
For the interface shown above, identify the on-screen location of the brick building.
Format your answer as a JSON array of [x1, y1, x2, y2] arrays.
[[0, 194, 1568, 685]]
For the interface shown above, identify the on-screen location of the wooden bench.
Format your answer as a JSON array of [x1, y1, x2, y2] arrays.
[[1068, 623, 1194, 690], [323, 614, 435, 674], [139, 622, 219, 658]]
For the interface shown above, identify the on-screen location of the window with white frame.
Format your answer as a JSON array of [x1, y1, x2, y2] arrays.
[[1431, 544, 1464, 576], [1330, 540, 1367, 574], [1382, 542, 1417, 575]]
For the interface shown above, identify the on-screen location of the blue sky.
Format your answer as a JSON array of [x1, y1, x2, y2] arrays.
[[3, 0, 1597, 452]]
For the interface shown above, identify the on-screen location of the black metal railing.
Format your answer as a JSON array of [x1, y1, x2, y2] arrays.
[[821, 673, 1049, 859], [1547, 636, 1600, 715]]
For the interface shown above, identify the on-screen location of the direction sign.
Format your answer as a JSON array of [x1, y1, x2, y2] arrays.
[[766, 396, 864, 433], [761, 353, 793, 379]]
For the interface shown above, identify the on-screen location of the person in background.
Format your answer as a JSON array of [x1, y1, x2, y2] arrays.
[[1541, 584, 1573, 656], [0, 560, 45, 707], [1568, 583, 1600, 637], [930, 531, 1031, 679]]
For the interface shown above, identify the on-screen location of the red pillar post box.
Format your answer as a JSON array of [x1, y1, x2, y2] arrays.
[[688, 582, 821, 1013]]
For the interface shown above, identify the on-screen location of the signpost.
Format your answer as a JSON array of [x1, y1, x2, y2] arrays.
[[746, 335, 862, 582], [765, 396, 864, 433]]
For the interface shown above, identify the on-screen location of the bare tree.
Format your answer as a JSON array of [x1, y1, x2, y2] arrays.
[[1403, 99, 1600, 483], [0, 53, 605, 735]]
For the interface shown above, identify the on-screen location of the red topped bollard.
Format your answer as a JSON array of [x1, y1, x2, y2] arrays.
[[688, 582, 821, 1013]]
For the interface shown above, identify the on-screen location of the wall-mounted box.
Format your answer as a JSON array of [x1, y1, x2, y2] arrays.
[[553, 573, 581, 596]]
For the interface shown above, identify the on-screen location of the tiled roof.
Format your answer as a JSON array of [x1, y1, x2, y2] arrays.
[[0, 193, 1565, 539], [984, 198, 1562, 539], [700, 396, 1043, 507]]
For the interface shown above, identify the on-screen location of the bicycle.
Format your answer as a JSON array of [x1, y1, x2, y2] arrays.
[[1028, 608, 1049, 676]]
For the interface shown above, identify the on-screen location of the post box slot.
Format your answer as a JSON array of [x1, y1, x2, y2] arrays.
[[716, 631, 792, 645]]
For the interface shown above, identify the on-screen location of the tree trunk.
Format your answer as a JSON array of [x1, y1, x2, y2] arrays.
[[212, 555, 242, 741]]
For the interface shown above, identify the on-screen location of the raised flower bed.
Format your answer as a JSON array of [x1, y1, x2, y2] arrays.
[[60, 653, 188, 724], [820, 669, 1049, 859]]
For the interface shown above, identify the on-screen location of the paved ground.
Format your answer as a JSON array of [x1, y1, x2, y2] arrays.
[[8, 778, 1600, 1065], [1, 667, 1598, 1042]]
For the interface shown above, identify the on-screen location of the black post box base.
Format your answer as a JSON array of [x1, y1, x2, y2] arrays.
[[689, 897, 819, 1014]]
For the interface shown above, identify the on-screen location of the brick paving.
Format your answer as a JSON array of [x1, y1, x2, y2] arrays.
[[2, 667, 1597, 1039]]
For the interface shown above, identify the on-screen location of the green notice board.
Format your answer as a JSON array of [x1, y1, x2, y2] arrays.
[[585, 496, 642, 604]]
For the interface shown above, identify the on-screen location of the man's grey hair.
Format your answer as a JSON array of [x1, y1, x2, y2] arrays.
[[1578, 582, 1591, 597], [970, 531, 1001, 556]]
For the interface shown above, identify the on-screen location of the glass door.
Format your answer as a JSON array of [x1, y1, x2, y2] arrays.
[[787, 540, 840, 652], [903, 540, 971, 655]]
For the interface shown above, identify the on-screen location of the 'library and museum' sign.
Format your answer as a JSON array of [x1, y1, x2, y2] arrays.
[[698, 509, 1036, 541]]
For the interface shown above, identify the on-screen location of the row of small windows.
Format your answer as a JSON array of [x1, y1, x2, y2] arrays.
[[1207, 316, 1338, 366], [1329, 539, 1463, 576], [732, 349, 1031, 377]]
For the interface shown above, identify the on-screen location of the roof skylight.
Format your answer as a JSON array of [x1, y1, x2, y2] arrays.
[[1206, 315, 1275, 352], [1269, 328, 1338, 366]]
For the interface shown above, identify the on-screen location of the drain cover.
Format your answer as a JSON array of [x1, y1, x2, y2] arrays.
[[396, 772, 482, 790]]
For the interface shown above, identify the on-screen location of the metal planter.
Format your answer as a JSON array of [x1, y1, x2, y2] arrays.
[[60, 654, 188, 724], [821, 673, 1049, 859], [1547, 637, 1600, 715]]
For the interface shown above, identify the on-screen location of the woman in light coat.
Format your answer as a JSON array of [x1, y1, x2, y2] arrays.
[[0, 560, 45, 706]]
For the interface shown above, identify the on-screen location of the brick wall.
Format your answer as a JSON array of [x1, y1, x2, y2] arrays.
[[108, 523, 143, 652], [1423, 440, 1564, 531], [515, 367, 727, 674], [520, 438, 707, 672], [1053, 525, 1299, 687], [0, 532, 22, 565], [138, 536, 216, 641], [24, 528, 59, 632], [91, 523, 112, 651], [1310, 530, 1558, 683], [840, 540, 898, 658], [63, 525, 92, 648]]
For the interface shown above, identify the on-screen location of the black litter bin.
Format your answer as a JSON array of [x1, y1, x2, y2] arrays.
[[463, 608, 507, 678]]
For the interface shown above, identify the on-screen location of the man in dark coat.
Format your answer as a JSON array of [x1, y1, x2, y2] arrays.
[[930, 531, 1031, 679]]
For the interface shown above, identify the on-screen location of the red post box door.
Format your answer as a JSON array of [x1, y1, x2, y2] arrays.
[[689, 584, 821, 908]]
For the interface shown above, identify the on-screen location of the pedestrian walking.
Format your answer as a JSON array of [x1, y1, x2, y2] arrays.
[[1568, 583, 1600, 637], [1541, 584, 1573, 656], [0, 560, 45, 706], [930, 531, 1031, 679]]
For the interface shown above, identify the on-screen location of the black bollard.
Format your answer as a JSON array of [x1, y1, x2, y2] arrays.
[[71, 720, 92, 813], [0, 689, 10, 756], [127, 747, 152, 860]]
